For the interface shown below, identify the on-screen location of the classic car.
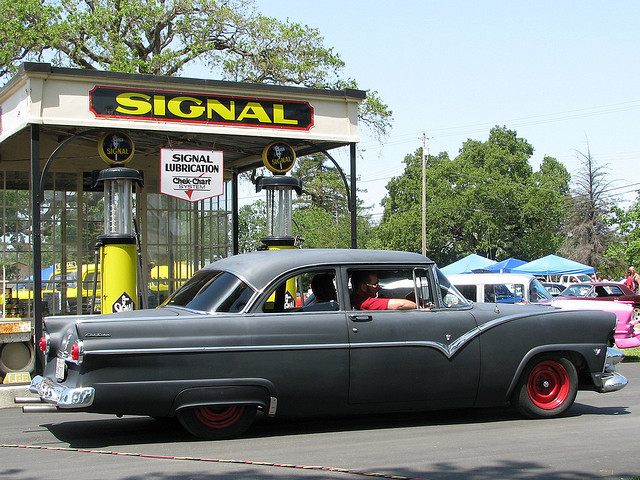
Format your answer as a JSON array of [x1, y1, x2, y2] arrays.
[[542, 282, 566, 297], [446, 273, 553, 304], [555, 282, 640, 348], [26, 249, 627, 440], [559, 282, 640, 322]]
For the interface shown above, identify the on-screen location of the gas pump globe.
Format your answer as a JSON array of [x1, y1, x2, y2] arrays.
[[92, 167, 144, 313], [102, 168, 137, 235], [256, 175, 302, 249]]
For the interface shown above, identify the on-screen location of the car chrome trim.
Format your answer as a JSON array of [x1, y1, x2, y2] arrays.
[[84, 313, 531, 359], [29, 375, 95, 408], [600, 371, 628, 392], [606, 347, 624, 366], [268, 396, 278, 416], [87, 344, 350, 355]]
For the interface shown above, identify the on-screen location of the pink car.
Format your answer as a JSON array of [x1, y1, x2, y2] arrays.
[[547, 298, 640, 349]]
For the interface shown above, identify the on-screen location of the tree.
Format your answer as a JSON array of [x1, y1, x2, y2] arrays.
[[603, 193, 640, 277], [0, 0, 391, 138], [291, 154, 374, 249], [560, 146, 614, 271], [236, 199, 267, 253], [375, 126, 570, 266]]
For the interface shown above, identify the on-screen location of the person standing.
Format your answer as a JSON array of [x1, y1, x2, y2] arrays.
[[630, 267, 640, 294], [624, 270, 635, 291]]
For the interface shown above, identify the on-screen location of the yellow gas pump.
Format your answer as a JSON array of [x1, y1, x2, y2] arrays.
[[92, 166, 144, 313], [256, 175, 302, 309]]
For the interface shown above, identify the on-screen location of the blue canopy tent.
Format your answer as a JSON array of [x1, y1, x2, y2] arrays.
[[440, 254, 496, 274], [482, 257, 527, 273], [510, 254, 594, 276]]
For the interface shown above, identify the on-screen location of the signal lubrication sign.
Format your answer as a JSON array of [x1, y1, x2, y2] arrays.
[[160, 148, 224, 202]]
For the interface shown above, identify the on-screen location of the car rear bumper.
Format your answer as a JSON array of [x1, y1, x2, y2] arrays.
[[28, 375, 95, 408]]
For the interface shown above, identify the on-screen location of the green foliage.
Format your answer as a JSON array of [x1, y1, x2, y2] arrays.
[[237, 199, 267, 253], [0, 0, 391, 139], [375, 126, 570, 266], [605, 194, 640, 277]]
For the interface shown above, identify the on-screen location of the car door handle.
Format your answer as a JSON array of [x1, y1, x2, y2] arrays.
[[349, 314, 372, 322]]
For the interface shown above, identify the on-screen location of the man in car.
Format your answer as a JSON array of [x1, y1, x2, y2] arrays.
[[350, 271, 417, 310]]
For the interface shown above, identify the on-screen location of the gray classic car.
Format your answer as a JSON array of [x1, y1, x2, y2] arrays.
[[27, 249, 627, 439]]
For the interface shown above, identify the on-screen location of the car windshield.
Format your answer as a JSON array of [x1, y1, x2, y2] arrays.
[[435, 269, 471, 307], [531, 278, 553, 302], [559, 285, 593, 297], [163, 270, 255, 313]]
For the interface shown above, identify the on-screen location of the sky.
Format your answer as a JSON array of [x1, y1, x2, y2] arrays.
[[210, 1, 640, 218]]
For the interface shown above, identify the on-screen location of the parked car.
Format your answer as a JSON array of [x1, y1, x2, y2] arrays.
[[26, 249, 626, 440], [557, 274, 593, 286], [542, 282, 566, 297], [446, 273, 553, 304], [554, 282, 640, 348], [558, 282, 640, 322]]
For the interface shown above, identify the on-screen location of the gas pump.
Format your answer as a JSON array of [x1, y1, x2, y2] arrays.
[[92, 167, 144, 313], [92, 132, 143, 313]]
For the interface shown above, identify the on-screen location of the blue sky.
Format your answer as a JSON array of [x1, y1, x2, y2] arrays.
[[237, 1, 640, 217]]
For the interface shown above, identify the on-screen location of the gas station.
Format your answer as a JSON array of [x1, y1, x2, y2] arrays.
[[0, 62, 364, 378]]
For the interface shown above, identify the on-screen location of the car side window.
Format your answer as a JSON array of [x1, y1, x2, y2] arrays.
[[262, 269, 340, 313]]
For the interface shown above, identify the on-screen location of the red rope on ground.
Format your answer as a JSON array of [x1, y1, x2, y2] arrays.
[[1, 444, 424, 480]]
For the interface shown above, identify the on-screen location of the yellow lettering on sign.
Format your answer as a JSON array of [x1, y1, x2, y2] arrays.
[[207, 99, 235, 120], [115, 92, 152, 115], [167, 97, 205, 119], [2, 372, 31, 384], [273, 104, 298, 125], [237, 102, 271, 123], [153, 95, 166, 116]]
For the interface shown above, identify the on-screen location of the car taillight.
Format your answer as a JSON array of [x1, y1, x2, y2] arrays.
[[39, 334, 50, 355], [71, 343, 80, 361]]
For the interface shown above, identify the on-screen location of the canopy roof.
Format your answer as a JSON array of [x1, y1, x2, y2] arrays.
[[439, 254, 495, 274], [511, 254, 594, 275], [482, 257, 527, 273]]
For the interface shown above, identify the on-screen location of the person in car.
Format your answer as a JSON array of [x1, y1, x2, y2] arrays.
[[350, 271, 417, 310]]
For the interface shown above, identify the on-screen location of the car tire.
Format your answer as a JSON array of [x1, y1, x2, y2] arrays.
[[512, 354, 577, 418], [176, 404, 257, 440], [0, 341, 36, 374]]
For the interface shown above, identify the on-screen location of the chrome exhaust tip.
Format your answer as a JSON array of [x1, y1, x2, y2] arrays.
[[22, 405, 58, 413]]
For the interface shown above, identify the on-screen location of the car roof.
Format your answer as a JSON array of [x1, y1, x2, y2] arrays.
[[201, 249, 434, 289]]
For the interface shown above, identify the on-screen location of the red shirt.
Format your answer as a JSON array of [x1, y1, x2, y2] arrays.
[[351, 295, 390, 310], [625, 276, 635, 290]]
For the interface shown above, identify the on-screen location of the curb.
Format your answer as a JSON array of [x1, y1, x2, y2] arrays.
[[0, 384, 37, 409]]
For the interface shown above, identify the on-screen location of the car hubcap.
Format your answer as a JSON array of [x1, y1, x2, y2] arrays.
[[527, 360, 570, 409]]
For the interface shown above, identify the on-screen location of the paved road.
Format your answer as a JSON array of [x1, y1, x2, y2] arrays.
[[1, 363, 639, 480]]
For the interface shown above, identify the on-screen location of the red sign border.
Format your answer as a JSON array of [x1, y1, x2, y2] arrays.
[[89, 85, 315, 131]]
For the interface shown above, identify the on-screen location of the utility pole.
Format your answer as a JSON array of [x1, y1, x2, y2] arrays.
[[421, 133, 428, 257]]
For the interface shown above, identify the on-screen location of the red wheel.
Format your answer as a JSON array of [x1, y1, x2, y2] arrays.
[[512, 355, 577, 418], [177, 404, 256, 439], [526, 360, 571, 409]]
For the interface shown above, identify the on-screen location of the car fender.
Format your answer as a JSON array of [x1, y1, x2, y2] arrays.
[[504, 344, 599, 400], [169, 380, 276, 417]]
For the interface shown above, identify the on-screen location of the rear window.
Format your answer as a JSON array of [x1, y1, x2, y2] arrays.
[[163, 270, 254, 313]]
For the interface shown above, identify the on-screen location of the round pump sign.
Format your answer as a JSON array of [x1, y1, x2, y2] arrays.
[[262, 142, 296, 174], [98, 132, 135, 165]]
